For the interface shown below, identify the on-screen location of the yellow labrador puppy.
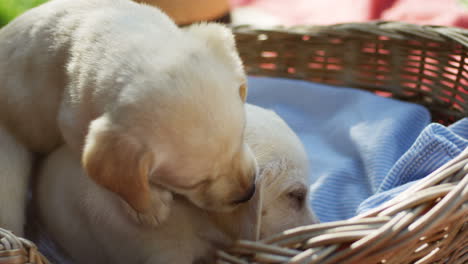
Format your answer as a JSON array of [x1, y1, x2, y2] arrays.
[[36, 104, 317, 264], [0, 0, 256, 235]]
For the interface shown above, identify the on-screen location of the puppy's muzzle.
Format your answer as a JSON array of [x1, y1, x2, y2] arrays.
[[231, 184, 256, 205]]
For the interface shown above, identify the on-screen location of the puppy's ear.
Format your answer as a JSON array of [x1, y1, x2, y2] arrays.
[[184, 23, 245, 72], [82, 116, 153, 213], [185, 23, 248, 100], [238, 176, 263, 241], [211, 179, 262, 241], [239, 83, 248, 102], [184, 23, 237, 54]]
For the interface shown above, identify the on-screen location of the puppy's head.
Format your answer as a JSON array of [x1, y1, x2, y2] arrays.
[[83, 24, 257, 215], [150, 24, 257, 212], [210, 104, 317, 241], [152, 142, 257, 212], [243, 104, 318, 238]]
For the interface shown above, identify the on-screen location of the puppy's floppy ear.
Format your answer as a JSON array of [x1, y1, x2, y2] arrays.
[[184, 23, 245, 71], [238, 176, 263, 241], [239, 83, 248, 102], [185, 23, 248, 101], [211, 175, 262, 241], [82, 116, 153, 213], [184, 23, 237, 54]]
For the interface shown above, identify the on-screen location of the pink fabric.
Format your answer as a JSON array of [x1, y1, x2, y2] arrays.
[[382, 0, 468, 28], [230, 0, 468, 28]]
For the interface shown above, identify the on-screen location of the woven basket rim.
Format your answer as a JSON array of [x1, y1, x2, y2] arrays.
[[232, 21, 468, 46], [219, 148, 468, 264], [233, 21, 468, 122]]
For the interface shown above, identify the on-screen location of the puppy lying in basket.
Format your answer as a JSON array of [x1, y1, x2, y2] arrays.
[[0, 0, 256, 236], [36, 104, 318, 264]]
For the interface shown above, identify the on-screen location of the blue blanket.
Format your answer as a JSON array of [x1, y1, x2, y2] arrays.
[[247, 77, 468, 222]]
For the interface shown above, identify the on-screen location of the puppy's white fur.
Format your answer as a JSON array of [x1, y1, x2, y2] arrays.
[[0, 0, 256, 235], [36, 104, 318, 264]]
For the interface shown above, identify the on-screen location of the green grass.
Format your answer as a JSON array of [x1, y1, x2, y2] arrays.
[[461, 0, 468, 8], [0, 0, 47, 27]]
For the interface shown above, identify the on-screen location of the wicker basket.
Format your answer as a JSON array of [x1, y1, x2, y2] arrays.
[[1, 21, 467, 264], [0, 228, 49, 264], [217, 22, 468, 264]]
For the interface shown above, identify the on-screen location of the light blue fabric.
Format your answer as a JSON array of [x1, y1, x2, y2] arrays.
[[246, 76, 468, 223], [357, 118, 468, 215]]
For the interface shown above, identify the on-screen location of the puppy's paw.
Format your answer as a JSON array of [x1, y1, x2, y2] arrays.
[[123, 186, 173, 227], [139, 186, 173, 226]]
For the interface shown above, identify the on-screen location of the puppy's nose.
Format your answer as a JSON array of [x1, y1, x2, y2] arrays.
[[232, 184, 256, 205]]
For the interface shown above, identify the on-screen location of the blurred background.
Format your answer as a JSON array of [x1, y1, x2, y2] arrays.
[[1, 0, 467, 28], [0, 0, 46, 26]]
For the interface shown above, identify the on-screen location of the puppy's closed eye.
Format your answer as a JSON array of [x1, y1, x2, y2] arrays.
[[286, 188, 307, 209]]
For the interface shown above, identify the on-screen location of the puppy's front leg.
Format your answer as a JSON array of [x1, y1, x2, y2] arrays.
[[0, 126, 32, 236], [123, 185, 173, 227], [141, 185, 174, 226]]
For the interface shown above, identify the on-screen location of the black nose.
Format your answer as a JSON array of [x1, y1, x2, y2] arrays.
[[232, 184, 256, 205]]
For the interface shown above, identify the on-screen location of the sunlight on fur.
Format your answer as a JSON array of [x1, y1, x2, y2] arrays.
[[35, 104, 317, 263]]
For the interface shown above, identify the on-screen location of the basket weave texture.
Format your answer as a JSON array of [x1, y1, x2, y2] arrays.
[[217, 22, 468, 264], [1, 21, 467, 264], [0, 228, 49, 264]]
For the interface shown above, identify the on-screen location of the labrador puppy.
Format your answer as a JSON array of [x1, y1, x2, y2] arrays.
[[0, 0, 256, 235], [36, 104, 318, 264]]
